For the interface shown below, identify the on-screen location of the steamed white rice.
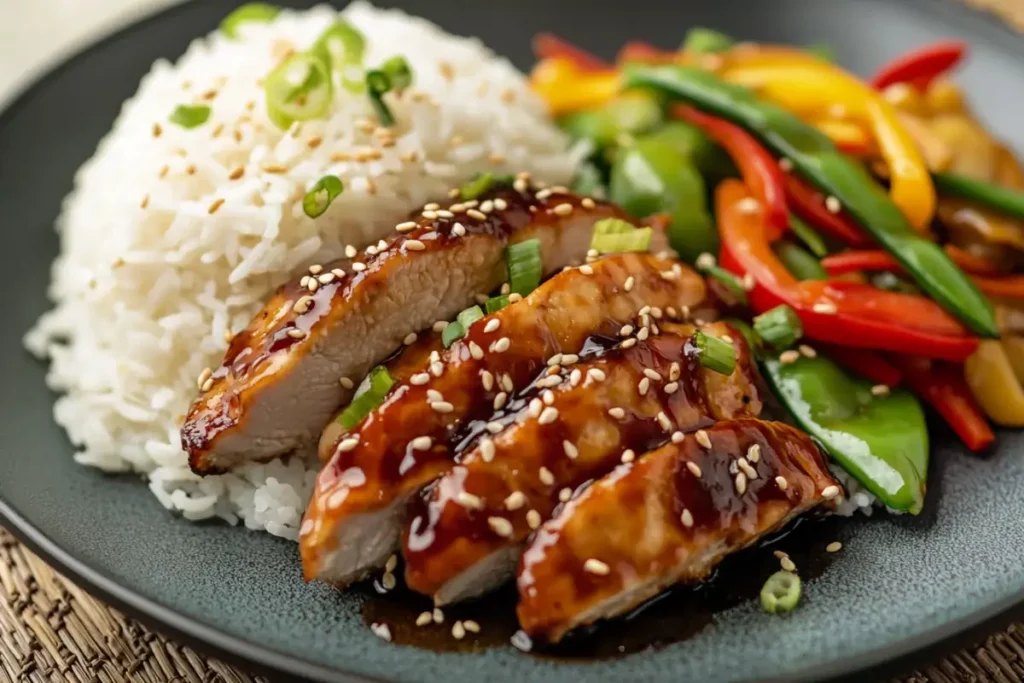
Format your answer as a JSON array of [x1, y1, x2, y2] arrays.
[[24, 3, 577, 540]]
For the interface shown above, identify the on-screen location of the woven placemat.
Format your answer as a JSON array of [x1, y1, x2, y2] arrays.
[[4, 0, 1024, 681]]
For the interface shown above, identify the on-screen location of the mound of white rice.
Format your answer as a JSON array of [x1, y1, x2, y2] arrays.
[[24, 2, 577, 540]]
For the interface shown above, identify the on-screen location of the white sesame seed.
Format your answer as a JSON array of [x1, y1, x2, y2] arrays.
[[433, 320, 449, 333], [672, 431, 685, 444], [404, 332, 418, 345], [201, 378, 214, 392], [352, 262, 367, 272], [776, 475, 789, 490], [542, 390, 555, 406], [422, 210, 438, 220], [467, 209, 487, 221], [621, 338, 637, 349], [340, 377, 355, 389], [747, 444, 761, 463], [826, 541, 843, 553], [780, 556, 797, 572], [583, 558, 610, 575], [345, 245, 358, 258], [552, 203, 574, 217], [306, 279, 319, 293], [695, 429, 712, 448], [317, 272, 335, 285], [488, 517, 514, 537], [508, 293, 523, 304], [686, 461, 703, 478], [558, 487, 572, 502], [608, 407, 626, 420], [581, 197, 596, 209], [871, 384, 891, 396], [657, 411, 673, 431], [287, 328, 307, 339], [338, 437, 359, 452], [494, 198, 508, 211], [547, 353, 563, 367], [451, 222, 467, 237], [502, 374, 514, 393], [563, 440, 578, 459], [405, 239, 426, 252], [469, 341, 484, 360], [484, 319, 501, 333], [643, 369, 662, 381], [486, 421, 504, 434], [382, 572, 397, 590], [457, 491, 484, 509], [735, 471, 748, 495], [411, 436, 432, 451], [416, 612, 433, 627], [526, 509, 542, 529], [535, 188, 553, 200], [624, 276, 635, 292], [410, 373, 430, 386], [537, 375, 562, 389], [695, 253, 717, 271], [539, 466, 555, 486], [738, 459, 758, 480], [812, 300, 838, 314], [308, 264, 323, 275], [431, 401, 454, 413], [561, 353, 579, 365], [492, 337, 511, 353], [384, 554, 398, 573], [620, 324, 634, 336], [371, 623, 392, 641], [822, 485, 842, 499], [196, 367, 213, 390], [621, 449, 635, 463], [433, 608, 444, 624], [528, 398, 543, 418], [663, 382, 679, 395], [825, 196, 842, 214], [681, 509, 694, 528], [579, 264, 594, 275], [638, 377, 650, 396], [396, 221, 418, 233], [492, 391, 508, 411], [798, 344, 817, 358], [452, 621, 466, 640], [736, 197, 762, 214], [670, 362, 681, 381], [463, 620, 481, 633], [505, 491, 526, 510], [587, 368, 606, 382], [779, 350, 801, 364], [426, 389, 444, 403], [292, 296, 313, 314], [479, 199, 495, 213]]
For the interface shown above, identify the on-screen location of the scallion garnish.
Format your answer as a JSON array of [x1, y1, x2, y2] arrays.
[[169, 104, 211, 129], [695, 260, 749, 306], [460, 173, 496, 201], [760, 571, 802, 614], [507, 238, 543, 296], [693, 330, 736, 375], [265, 52, 333, 130], [311, 20, 366, 71], [753, 305, 803, 350], [788, 215, 828, 258], [365, 69, 394, 126], [441, 321, 465, 348], [338, 365, 394, 429], [220, 3, 280, 39], [457, 306, 485, 329], [485, 295, 510, 314], [381, 56, 413, 93], [302, 175, 344, 218], [589, 218, 652, 254]]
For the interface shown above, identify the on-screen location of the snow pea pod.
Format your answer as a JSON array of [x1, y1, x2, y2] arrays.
[[762, 354, 929, 514]]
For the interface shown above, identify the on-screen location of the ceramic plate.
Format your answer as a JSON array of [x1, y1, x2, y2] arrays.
[[1, 0, 1023, 681]]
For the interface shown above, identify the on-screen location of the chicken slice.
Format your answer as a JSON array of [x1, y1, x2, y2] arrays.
[[182, 183, 640, 473], [516, 419, 841, 644], [403, 321, 765, 605], [299, 253, 707, 585]]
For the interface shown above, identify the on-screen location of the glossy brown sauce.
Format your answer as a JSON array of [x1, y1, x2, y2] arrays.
[[363, 515, 843, 658]]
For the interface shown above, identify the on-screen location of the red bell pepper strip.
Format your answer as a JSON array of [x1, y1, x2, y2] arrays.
[[716, 179, 978, 361], [870, 40, 969, 91], [970, 274, 1024, 299], [820, 345, 904, 386], [617, 41, 680, 65], [782, 173, 873, 247], [532, 33, 608, 71], [676, 105, 790, 239], [894, 355, 995, 452], [943, 244, 1002, 276]]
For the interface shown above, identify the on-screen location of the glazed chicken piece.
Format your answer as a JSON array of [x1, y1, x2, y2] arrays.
[[300, 253, 707, 585], [181, 183, 640, 474], [403, 321, 765, 605], [516, 419, 842, 644]]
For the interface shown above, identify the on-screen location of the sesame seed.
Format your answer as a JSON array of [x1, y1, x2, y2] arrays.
[[822, 485, 842, 499], [581, 197, 596, 209], [621, 338, 637, 349], [492, 392, 508, 411], [563, 440, 578, 459], [798, 344, 817, 358], [537, 375, 562, 388], [621, 449, 635, 463], [579, 264, 594, 275], [196, 368, 213, 390], [488, 517, 514, 537], [480, 420, 501, 434], [385, 554, 399, 573], [409, 373, 430, 386], [307, 279, 319, 293], [382, 572, 397, 590], [638, 377, 650, 396], [371, 623, 392, 641], [813, 300, 838, 314], [620, 324, 634, 336], [463, 620, 481, 633], [502, 374, 514, 392], [528, 399, 543, 418], [411, 436, 433, 451], [416, 611, 433, 627], [871, 384, 891, 396], [747, 444, 761, 463], [657, 411, 673, 431], [452, 621, 466, 640], [492, 337, 511, 353], [338, 437, 359, 452], [825, 196, 842, 214], [552, 203, 574, 216], [318, 272, 335, 285], [426, 389, 443, 403], [484, 319, 500, 333], [473, 437, 495, 463], [526, 509, 542, 529], [405, 240, 426, 252], [340, 377, 354, 389], [664, 382, 679, 395], [562, 353, 579, 365], [686, 461, 703, 478], [779, 158, 794, 171], [681, 509, 694, 527], [452, 222, 467, 236], [779, 350, 801, 364], [624, 276, 635, 292], [776, 475, 789, 491], [559, 487, 572, 502], [431, 401, 455, 413], [287, 328, 307, 339], [535, 188, 553, 200], [670, 362, 681, 381], [479, 199, 494, 213], [505, 491, 526, 510], [422, 210, 438, 220], [636, 327, 650, 342], [570, 368, 582, 386], [672, 431, 685, 444], [352, 262, 367, 272], [469, 341, 484, 360], [695, 429, 712, 448], [433, 608, 444, 623], [467, 209, 487, 221], [736, 197, 761, 214], [403, 332, 418, 346], [608, 407, 626, 420], [583, 558, 610, 575], [542, 390, 555, 405], [738, 459, 758, 480], [695, 253, 717, 271], [547, 353, 563, 367], [539, 466, 555, 486], [641, 368, 661, 382], [309, 264, 324, 275], [780, 556, 797, 572], [396, 221, 418, 233], [207, 198, 225, 214], [457, 491, 484, 510], [587, 368, 606, 382], [508, 293, 523, 303], [735, 471, 748, 495], [826, 541, 843, 553]]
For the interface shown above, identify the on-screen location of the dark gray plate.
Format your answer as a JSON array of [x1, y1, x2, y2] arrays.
[[2, 0, 1023, 681]]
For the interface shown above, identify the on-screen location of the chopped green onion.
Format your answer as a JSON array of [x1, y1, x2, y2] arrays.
[[698, 264, 749, 306], [338, 365, 394, 429], [933, 171, 1024, 220], [693, 330, 736, 375], [460, 173, 497, 201], [169, 104, 211, 129], [265, 52, 333, 130], [485, 295, 510, 314], [760, 570, 802, 614], [682, 27, 734, 54], [302, 175, 344, 218], [457, 305, 485, 330], [753, 305, 803, 350], [311, 20, 366, 71], [589, 218, 652, 254], [220, 3, 280, 39], [724, 318, 759, 354], [507, 239, 543, 296], [365, 69, 393, 126], [441, 321, 466, 348], [788, 215, 828, 258], [381, 56, 413, 93]]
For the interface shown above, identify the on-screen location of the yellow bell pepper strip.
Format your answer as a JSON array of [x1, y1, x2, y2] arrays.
[[810, 117, 874, 156], [720, 57, 936, 231], [999, 336, 1024, 382], [964, 340, 1024, 427], [528, 58, 620, 116]]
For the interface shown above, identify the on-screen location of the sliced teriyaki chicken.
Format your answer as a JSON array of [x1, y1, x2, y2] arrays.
[[181, 183, 640, 473], [516, 419, 842, 644], [402, 321, 765, 605], [299, 253, 707, 585]]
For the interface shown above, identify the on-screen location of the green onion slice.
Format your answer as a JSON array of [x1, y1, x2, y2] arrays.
[[723, 318, 759, 354], [693, 330, 736, 375], [457, 305, 485, 329], [589, 218, 652, 254], [458, 172, 514, 202], [365, 69, 394, 126], [507, 239, 543, 296], [221, 3, 280, 39], [169, 104, 211, 129], [302, 175, 344, 218], [381, 56, 413, 93], [682, 27, 734, 54], [311, 20, 365, 70], [441, 321, 466, 348], [699, 264, 749, 306], [788, 215, 828, 258], [338, 365, 394, 429], [753, 305, 803, 350], [265, 52, 333, 130], [760, 571, 802, 614], [485, 295, 510, 314]]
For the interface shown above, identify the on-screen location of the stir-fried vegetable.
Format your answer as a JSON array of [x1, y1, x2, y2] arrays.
[[753, 304, 802, 350], [507, 239, 543, 296], [220, 2, 280, 39], [760, 571, 802, 614], [589, 219, 652, 254], [774, 241, 827, 281], [933, 172, 1024, 221], [964, 341, 1024, 427], [338, 366, 395, 428], [870, 40, 968, 90], [681, 27, 734, 55], [265, 52, 333, 129], [559, 93, 663, 151], [895, 356, 995, 451], [302, 175, 344, 218], [693, 331, 736, 375]]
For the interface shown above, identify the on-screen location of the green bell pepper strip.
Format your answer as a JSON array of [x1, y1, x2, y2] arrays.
[[788, 214, 829, 257], [933, 171, 1024, 220], [558, 95, 663, 151], [609, 136, 717, 263], [773, 241, 827, 281], [625, 65, 999, 338], [762, 354, 929, 514]]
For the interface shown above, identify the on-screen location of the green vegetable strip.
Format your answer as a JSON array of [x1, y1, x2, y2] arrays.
[[220, 3, 280, 39], [693, 331, 736, 375], [381, 56, 413, 92], [696, 261, 748, 305], [589, 218, 652, 254], [460, 173, 497, 201], [169, 104, 211, 129], [773, 241, 827, 281], [626, 65, 999, 338], [753, 305, 803, 350], [760, 571, 801, 614], [365, 70, 393, 126], [457, 306, 485, 329], [441, 321, 466, 348], [485, 295, 510, 314], [338, 365, 395, 429], [788, 214, 829, 257], [682, 27, 734, 54], [302, 175, 344, 218], [933, 171, 1024, 220], [507, 239, 543, 296]]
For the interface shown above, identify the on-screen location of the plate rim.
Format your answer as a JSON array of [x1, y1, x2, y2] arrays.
[[2, 0, 1023, 681]]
